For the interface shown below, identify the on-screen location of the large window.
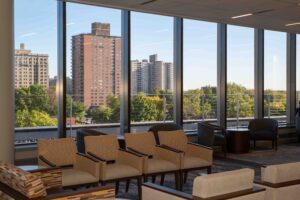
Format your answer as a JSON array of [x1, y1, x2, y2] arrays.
[[227, 25, 254, 127], [67, 3, 121, 135], [183, 19, 217, 130], [264, 31, 287, 121], [14, 0, 58, 144], [130, 12, 174, 131]]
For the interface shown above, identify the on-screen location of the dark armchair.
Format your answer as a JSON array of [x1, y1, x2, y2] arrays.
[[248, 119, 278, 150], [148, 123, 183, 144], [197, 122, 227, 157]]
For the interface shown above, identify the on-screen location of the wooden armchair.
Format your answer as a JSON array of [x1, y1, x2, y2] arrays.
[[125, 132, 181, 189], [37, 138, 99, 188], [158, 130, 213, 189], [84, 134, 143, 199], [0, 161, 115, 200]]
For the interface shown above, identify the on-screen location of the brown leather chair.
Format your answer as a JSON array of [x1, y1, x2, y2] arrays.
[[158, 130, 213, 190], [125, 132, 181, 190], [37, 138, 99, 188], [84, 134, 143, 199]]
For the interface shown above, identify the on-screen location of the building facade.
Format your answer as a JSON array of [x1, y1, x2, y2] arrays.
[[72, 22, 121, 108], [14, 43, 49, 89], [131, 54, 174, 95]]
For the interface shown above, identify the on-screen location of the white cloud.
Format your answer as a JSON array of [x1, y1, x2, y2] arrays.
[[20, 32, 37, 38]]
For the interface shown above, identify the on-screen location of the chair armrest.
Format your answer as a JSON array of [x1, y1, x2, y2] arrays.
[[38, 155, 56, 167], [87, 152, 107, 162], [155, 146, 182, 168], [142, 182, 193, 200], [159, 144, 185, 154], [118, 149, 143, 174], [187, 143, 213, 165], [74, 153, 100, 180], [127, 147, 153, 158]]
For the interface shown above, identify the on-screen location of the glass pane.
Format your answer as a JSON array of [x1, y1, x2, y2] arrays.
[[297, 35, 300, 107], [130, 12, 174, 132], [183, 19, 217, 131], [14, 0, 58, 144], [227, 25, 254, 127], [67, 3, 121, 136], [264, 30, 287, 122]]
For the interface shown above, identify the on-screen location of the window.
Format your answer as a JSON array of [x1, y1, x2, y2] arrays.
[[227, 25, 254, 127], [67, 3, 121, 135], [130, 12, 174, 131], [264, 31, 287, 121], [183, 19, 217, 130], [14, 0, 58, 144]]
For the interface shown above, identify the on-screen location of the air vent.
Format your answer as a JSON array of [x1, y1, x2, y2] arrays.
[[253, 9, 274, 15], [141, 0, 158, 6]]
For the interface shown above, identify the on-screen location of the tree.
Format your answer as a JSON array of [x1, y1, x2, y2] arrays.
[[15, 109, 57, 127], [66, 95, 85, 119]]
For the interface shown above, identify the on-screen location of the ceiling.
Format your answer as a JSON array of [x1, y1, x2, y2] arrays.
[[66, 0, 300, 34]]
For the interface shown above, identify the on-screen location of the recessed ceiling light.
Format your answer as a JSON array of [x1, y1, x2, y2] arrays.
[[285, 22, 300, 26], [231, 13, 253, 19]]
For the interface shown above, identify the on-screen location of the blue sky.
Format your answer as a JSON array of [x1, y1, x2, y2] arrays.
[[15, 0, 300, 91]]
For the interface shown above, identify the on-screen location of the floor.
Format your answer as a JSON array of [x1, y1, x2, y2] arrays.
[[115, 142, 300, 199]]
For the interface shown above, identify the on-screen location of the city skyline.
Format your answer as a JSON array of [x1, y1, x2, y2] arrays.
[[15, 0, 300, 91]]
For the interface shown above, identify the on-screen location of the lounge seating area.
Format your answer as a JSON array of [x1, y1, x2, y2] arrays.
[[1, 0, 300, 200]]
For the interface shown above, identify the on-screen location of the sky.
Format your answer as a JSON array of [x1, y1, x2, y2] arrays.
[[15, 0, 300, 91]]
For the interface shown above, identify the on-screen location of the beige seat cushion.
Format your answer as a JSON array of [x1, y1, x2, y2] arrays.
[[158, 130, 188, 152], [103, 163, 141, 181], [182, 156, 210, 169], [146, 158, 178, 174], [193, 168, 254, 198], [62, 169, 98, 187], [261, 162, 300, 183]]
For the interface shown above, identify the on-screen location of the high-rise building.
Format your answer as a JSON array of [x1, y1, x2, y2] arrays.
[[72, 22, 121, 108], [14, 43, 49, 89], [131, 54, 174, 95]]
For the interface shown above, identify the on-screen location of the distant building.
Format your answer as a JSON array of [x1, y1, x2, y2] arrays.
[[14, 43, 49, 89], [131, 54, 174, 95], [72, 22, 121, 108]]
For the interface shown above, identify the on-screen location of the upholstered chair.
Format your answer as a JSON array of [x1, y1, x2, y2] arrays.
[[255, 162, 300, 200], [124, 132, 181, 189], [0, 161, 115, 200], [142, 169, 266, 200], [84, 134, 143, 199], [158, 130, 213, 189], [37, 138, 100, 188], [248, 118, 278, 150], [148, 123, 183, 144]]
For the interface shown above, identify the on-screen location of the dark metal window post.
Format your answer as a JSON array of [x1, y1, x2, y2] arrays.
[[120, 10, 131, 135], [287, 33, 296, 123], [254, 29, 264, 119], [217, 23, 227, 128], [173, 17, 183, 126], [57, 0, 67, 138]]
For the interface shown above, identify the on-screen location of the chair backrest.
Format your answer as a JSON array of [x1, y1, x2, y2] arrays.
[[38, 138, 77, 166], [76, 128, 107, 153], [158, 130, 188, 152], [0, 161, 47, 199], [248, 119, 278, 134], [124, 132, 156, 156], [260, 162, 300, 200], [197, 122, 216, 147], [85, 135, 119, 161], [193, 169, 265, 200], [148, 123, 183, 144]]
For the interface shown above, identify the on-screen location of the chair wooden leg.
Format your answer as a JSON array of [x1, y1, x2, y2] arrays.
[[272, 140, 274, 149], [152, 176, 156, 183], [254, 140, 256, 149], [184, 171, 188, 183], [179, 171, 183, 191], [175, 171, 180, 190], [160, 174, 165, 185], [137, 177, 142, 200], [125, 179, 130, 192], [115, 181, 119, 195], [143, 175, 148, 183], [275, 139, 278, 151], [223, 144, 227, 158], [207, 166, 212, 174]]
